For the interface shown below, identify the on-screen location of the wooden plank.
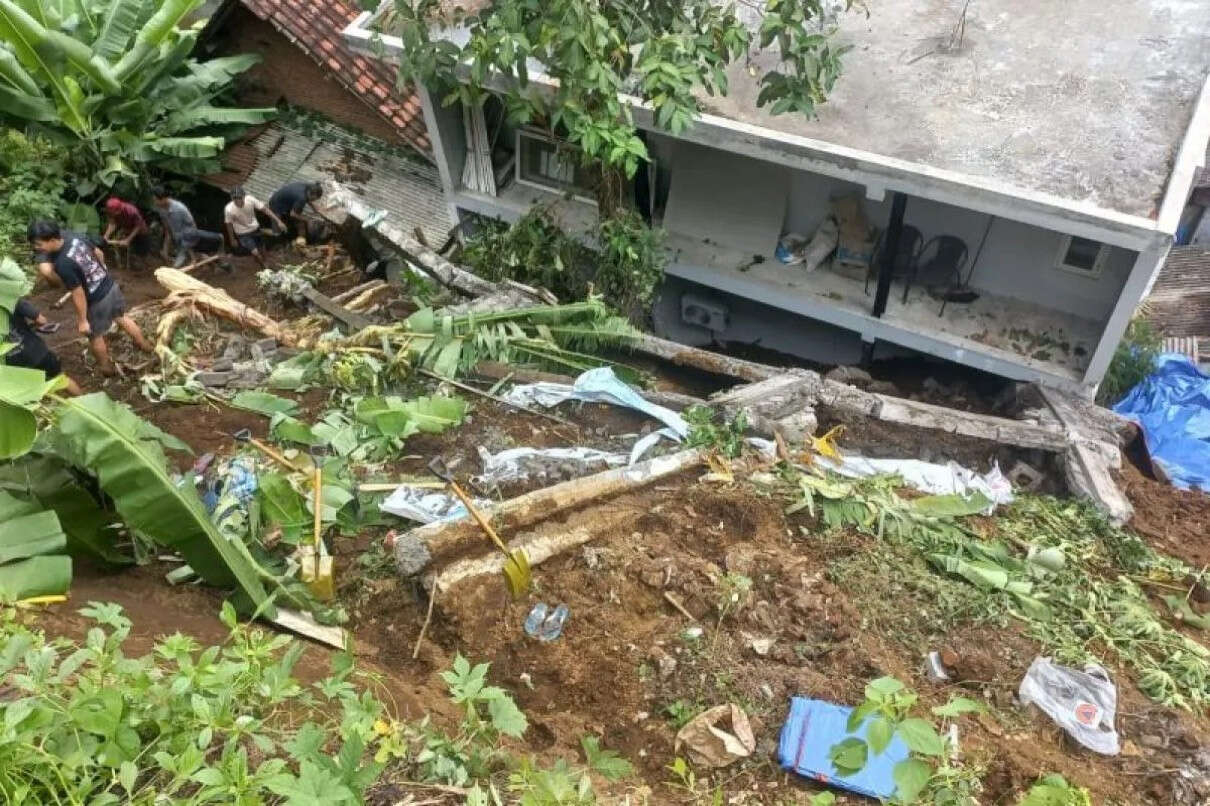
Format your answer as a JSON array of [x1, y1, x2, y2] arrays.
[[626, 332, 781, 383], [300, 286, 373, 331], [1065, 442, 1134, 526]]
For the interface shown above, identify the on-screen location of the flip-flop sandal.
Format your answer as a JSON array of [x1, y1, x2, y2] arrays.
[[36, 321, 61, 334]]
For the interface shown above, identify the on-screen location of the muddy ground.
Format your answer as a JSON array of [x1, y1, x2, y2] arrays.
[[24, 247, 1210, 805]]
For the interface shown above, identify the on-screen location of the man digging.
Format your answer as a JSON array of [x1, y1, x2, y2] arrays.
[[27, 220, 153, 377]]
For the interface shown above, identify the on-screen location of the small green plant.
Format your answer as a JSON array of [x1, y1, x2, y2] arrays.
[[662, 699, 703, 729], [712, 571, 753, 648], [1096, 315, 1161, 406], [685, 405, 749, 458], [808, 793, 837, 806], [0, 600, 390, 803], [830, 676, 984, 804], [501, 736, 633, 805], [665, 757, 723, 805], [1018, 774, 1092, 806]]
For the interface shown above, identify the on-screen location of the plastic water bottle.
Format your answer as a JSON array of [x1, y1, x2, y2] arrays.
[[523, 603, 548, 638]]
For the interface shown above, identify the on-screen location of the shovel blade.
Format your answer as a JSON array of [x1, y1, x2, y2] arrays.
[[502, 550, 532, 599]]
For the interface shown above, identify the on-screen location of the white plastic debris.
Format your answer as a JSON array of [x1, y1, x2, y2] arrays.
[[504, 367, 690, 465], [819, 455, 1014, 512], [744, 441, 1014, 512], [1018, 656, 1120, 755], [476, 445, 629, 485], [503, 367, 688, 437], [379, 485, 490, 524]]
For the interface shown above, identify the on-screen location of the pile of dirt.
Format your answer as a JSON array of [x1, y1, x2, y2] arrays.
[[1121, 459, 1210, 568]]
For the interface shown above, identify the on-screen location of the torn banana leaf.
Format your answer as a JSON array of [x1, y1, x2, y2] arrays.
[[0, 504, 71, 600], [0, 456, 131, 565], [48, 393, 271, 613], [911, 492, 992, 518], [270, 413, 319, 445], [258, 472, 309, 545], [229, 390, 300, 417], [1164, 595, 1210, 630]]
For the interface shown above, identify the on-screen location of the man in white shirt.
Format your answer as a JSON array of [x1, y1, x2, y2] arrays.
[[223, 186, 286, 268]]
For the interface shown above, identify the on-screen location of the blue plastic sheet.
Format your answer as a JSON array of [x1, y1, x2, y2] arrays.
[[1113, 353, 1210, 491], [777, 696, 910, 800]]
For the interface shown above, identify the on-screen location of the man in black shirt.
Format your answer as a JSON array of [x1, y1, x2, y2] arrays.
[[5, 298, 82, 395], [268, 181, 323, 241], [27, 220, 152, 376]]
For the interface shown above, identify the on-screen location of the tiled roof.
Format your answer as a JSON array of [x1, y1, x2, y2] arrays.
[[240, 0, 431, 156], [1147, 245, 1210, 338]]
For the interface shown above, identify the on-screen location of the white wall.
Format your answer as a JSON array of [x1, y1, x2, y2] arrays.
[[778, 167, 1136, 323]]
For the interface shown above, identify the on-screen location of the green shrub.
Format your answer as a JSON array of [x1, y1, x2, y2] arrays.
[[1096, 316, 1162, 406], [461, 205, 666, 321], [0, 129, 70, 261]]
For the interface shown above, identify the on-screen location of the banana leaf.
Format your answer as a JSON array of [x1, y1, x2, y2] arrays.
[[142, 134, 225, 158], [228, 390, 299, 418], [0, 364, 61, 460], [0, 458, 127, 564], [0, 43, 40, 94], [0, 510, 65, 564], [911, 492, 992, 518], [0, 556, 71, 600], [0, 82, 56, 121], [0, 499, 70, 600], [258, 472, 308, 545], [49, 393, 270, 611], [93, 0, 147, 63], [160, 104, 275, 134], [111, 0, 199, 79]]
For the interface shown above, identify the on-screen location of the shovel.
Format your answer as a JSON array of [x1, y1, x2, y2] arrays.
[[428, 457, 531, 598], [231, 428, 307, 473], [300, 445, 334, 601]]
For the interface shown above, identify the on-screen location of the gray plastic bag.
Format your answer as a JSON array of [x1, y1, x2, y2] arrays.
[[1018, 656, 1120, 755]]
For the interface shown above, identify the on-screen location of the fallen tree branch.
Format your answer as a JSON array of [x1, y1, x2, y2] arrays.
[[394, 447, 705, 576], [155, 268, 293, 345], [426, 507, 635, 592]]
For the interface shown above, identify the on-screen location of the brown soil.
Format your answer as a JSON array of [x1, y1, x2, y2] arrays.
[[1121, 458, 1210, 569], [21, 247, 1210, 805]]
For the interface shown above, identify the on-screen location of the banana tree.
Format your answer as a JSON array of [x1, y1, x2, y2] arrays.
[[0, 0, 275, 192]]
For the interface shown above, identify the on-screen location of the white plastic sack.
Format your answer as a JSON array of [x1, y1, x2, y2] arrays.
[[1018, 657, 1119, 755], [379, 485, 490, 524], [476, 445, 628, 485], [817, 454, 1014, 512], [502, 367, 688, 438]]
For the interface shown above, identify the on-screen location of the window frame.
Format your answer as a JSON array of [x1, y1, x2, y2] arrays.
[[514, 128, 599, 205], [1054, 234, 1110, 278]]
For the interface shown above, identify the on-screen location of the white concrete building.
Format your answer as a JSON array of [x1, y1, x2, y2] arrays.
[[344, 0, 1210, 396]]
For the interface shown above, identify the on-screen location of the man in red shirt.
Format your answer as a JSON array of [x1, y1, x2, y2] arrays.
[[102, 197, 150, 258]]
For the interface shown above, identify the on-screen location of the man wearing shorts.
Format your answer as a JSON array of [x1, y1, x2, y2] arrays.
[[223, 186, 286, 268], [152, 186, 229, 270], [5, 297, 82, 395], [27, 220, 152, 376]]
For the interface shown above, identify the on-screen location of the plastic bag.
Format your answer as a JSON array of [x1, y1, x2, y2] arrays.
[[1018, 656, 1119, 755]]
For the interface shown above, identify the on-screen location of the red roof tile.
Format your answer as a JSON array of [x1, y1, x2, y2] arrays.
[[240, 0, 431, 156]]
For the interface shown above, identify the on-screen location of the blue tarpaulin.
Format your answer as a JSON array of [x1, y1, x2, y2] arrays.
[[777, 697, 910, 800], [1113, 353, 1210, 491]]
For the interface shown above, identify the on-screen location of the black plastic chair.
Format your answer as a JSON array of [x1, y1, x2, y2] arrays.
[[864, 224, 923, 301], [916, 235, 971, 315]]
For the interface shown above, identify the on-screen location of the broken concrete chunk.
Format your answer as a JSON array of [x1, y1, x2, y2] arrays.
[[221, 335, 247, 360], [824, 365, 873, 387], [195, 371, 236, 387]]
